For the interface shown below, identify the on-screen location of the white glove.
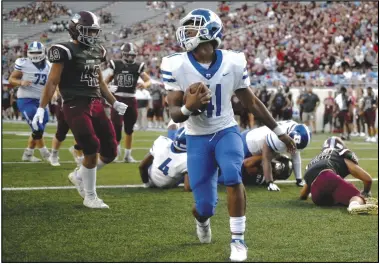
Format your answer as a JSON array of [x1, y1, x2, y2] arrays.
[[113, 101, 128, 115], [109, 85, 117, 93], [31, 107, 45, 131], [267, 182, 280, 191], [143, 181, 153, 188]]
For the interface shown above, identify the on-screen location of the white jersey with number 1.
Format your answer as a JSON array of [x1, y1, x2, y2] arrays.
[[149, 136, 187, 188], [14, 58, 51, 99], [160, 50, 250, 135]]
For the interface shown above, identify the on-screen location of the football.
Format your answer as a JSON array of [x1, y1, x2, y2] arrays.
[[183, 82, 209, 116]]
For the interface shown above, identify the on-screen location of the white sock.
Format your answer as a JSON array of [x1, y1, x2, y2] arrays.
[[25, 148, 34, 155], [117, 145, 121, 155], [230, 216, 246, 240], [196, 218, 210, 227], [39, 146, 50, 157], [51, 149, 59, 157], [348, 201, 360, 210], [79, 165, 97, 199], [97, 158, 106, 171], [124, 149, 131, 159]]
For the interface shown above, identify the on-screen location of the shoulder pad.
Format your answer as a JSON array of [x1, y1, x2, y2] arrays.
[[14, 58, 28, 71], [339, 149, 359, 165], [161, 53, 185, 74], [48, 43, 72, 63], [109, 59, 116, 70]]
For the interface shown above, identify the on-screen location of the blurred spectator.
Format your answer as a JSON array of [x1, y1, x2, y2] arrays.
[[136, 86, 151, 130], [301, 87, 320, 134], [322, 90, 335, 133]]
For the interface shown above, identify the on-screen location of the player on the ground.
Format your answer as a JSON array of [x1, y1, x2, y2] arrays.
[[31, 11, 128, 209], [8, 41, 51, 162], [299, 136, 378, 215], [240, 120, 311, 191], [162, 8, 296, 261], [167, 119, 185, 140], [218, 154, 293, 186], [105, 43, 151, 163], [48, 89, 84, 166], [139, 127, 190, 191]]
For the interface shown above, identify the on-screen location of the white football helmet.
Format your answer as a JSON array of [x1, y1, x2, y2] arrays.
[[27, 41, 46, 63], [176, 8, 223, 51]]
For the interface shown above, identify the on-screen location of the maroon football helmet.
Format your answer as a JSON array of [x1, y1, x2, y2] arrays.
[[121, 43, 136, 63], [68, 11, 101, 46]]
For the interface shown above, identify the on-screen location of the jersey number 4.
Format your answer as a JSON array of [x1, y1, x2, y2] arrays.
[[158, 158, 172, 176], [206, 84, 221, 118], [80, 65, 100, 87], [34, 73, 47, 85]]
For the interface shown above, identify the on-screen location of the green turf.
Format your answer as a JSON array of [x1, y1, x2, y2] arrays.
[[2, 122, 379, 262]]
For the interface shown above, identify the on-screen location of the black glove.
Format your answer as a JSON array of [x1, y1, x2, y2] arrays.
[[296, 179, 305, 187]]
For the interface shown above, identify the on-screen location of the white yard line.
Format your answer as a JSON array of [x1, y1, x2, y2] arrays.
[[2, 178, 378, 191], [2, 158, 378, 165]]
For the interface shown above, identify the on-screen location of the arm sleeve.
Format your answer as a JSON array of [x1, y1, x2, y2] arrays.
[[160, 56, 181, 91], [14, 58, 25, 71], [48, 44, 72, 63], [234, 52, 251, 91], [265, 132, 287, 153], [292, 151, 302, 180]]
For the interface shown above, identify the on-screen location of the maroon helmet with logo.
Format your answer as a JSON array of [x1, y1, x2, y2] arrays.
[[68, 11, 101, 46], [121, 43, 137, 63]]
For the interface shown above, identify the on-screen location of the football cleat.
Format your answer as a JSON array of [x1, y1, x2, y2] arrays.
[[348, 203, 378, 215], [22, 153, 41, 162], [83, 197, 109, 209], [195, 219, 212, 244], [69, 146, 83, 166], [68, 169, 85, 199], [124, 155, 138, 163], [48, 155, 60, 166], [230, 239, 248, 262]]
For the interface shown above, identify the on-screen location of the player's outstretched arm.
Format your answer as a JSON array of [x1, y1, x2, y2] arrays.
[[235, 88, 296, 153], [299, 184, 310, 200], [242, 155, 263, 176], [98, 69, 116, 105], [345, 159, 373, 196], [183, 173, 191, 192], [262, 143, 280, 191], [139, 152, 154, 185]]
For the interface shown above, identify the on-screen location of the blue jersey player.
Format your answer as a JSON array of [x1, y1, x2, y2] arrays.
[[9, 41, 51, 162], [161, 8, 296, 261]]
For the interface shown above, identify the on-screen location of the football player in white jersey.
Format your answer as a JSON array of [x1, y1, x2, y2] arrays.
[[160, 8, 296, 262], [8, 41, 51, 162], [241, 121, 311, 191], [139, 127, 190, 191]]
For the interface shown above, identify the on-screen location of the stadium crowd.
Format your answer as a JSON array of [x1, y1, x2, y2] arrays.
[[2, 1, 378, 139], [3, 0, 72, 24]]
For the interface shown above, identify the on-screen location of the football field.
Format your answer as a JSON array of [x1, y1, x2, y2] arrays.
[[2, 122, 379, 262]]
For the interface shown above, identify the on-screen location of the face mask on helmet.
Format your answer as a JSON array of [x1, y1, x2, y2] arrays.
[[288, 124, 311, 150], [172, 128, 187, 152], [122, 52, 136, 63], [77, 25, 101, 46], [27, 42, 46, 63], [176, 8, 223, 51]]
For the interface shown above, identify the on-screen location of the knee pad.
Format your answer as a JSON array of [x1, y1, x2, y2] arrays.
[[78, 134, 100, 155], [196, 199, 216, 218], [74, 144, 82, 151], [32, 130, 43, 140], [55, 131, 66, 142], [124, 124, 134, 135]]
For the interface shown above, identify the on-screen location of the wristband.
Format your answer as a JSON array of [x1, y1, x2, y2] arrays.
[[181, 105, 193, 116], [273, 126, 285, 136]]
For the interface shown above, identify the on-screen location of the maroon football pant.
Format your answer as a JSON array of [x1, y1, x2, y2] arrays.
[[111, 96, 138, 142], [63, 98, 117, 158], [55, 104, 70, 142], [364, 110, 376, 127], [311, 170, 360, 206]]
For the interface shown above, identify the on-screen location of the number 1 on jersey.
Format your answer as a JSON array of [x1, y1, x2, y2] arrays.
[[206, 84, 221, 118]]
